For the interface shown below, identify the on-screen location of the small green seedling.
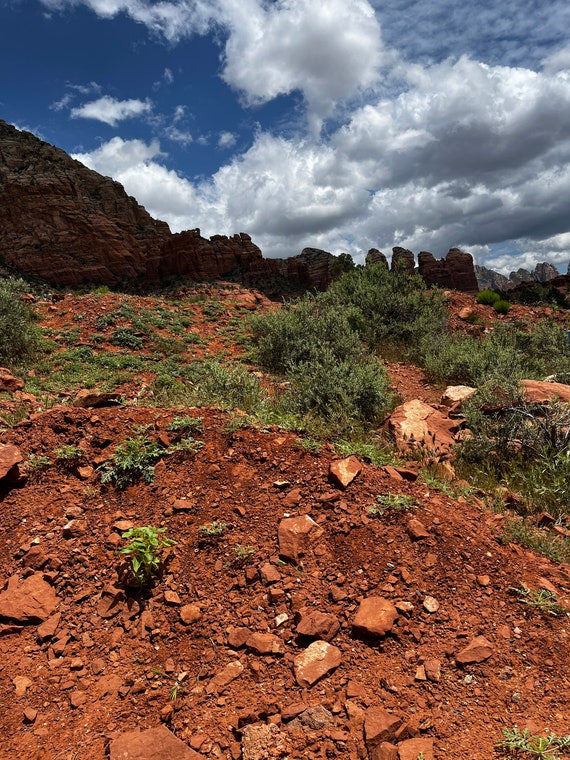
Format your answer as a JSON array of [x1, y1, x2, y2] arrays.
[[166, 437, 204, 454], [368, 493, 418, 517], [119, 526, 176, 587], [511, 584, 566, 617], [497, 726, 570, 758], [27, 454, 51, 470], [198, 521, 227, 540]]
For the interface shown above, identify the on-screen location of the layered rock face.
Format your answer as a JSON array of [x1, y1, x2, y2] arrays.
[[474, 265, 514, 292], [0, 120, 170, 285], [0, 121, 336, 291], [418, 248, 479, 294], [391, 247, 415, 275]]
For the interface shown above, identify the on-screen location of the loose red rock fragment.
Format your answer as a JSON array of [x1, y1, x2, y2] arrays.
[[179, 604, 201, 625], [278, 514, 324, 564], [374, 743, 398, 760], [407, 519, 430, 540], [353, 597, 398, 638], [0, 573, 59, 623], [329, 456, 362, 489], [456, 636, 494, 664], [296, 609, 340, 642], [109, 725, 202, 759], [293, 640, 341, 687], [13, 676, 32, 697], [397, 737, 434, 760], [441, 385, 477, 407], [241, 723, 290, 760], [36, 613, 61, 641], [259, 563, 281, 585], [0, 444, 24, 482], [245, 632, 284, 655], [423, 596, 439, 613], [388, 399, 460, 456], [424, 658, 442, 682], [205, 660, 244, 695], [364, 707, 402, 751], [0, 368, 24, 392]]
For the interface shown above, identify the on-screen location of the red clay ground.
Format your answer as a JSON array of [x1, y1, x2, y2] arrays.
[[0, 286, 569, 760]]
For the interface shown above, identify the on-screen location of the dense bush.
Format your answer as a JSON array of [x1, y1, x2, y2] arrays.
[[322, 262, 448, 354], [250, 295, 393, 425], [493, 299, 510, 314], [476, 289, 501, 306], [0, 278, 38, 365], [422, 320, 570, 386]]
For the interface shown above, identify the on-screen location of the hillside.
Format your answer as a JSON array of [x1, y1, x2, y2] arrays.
[[0, 282, 569, 760]]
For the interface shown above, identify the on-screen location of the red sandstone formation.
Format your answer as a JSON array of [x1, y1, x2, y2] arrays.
[[418, 248, 479, 294]]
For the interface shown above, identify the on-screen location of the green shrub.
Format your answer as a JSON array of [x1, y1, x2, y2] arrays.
[[476, 289, 501, 306], [111, 328, 144, 350], [100, 435, 163, 489], [0, 278, 38, 365], [493, 299, 510, 314]]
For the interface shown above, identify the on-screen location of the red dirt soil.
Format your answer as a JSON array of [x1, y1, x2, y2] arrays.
[[0, 286, 569, 760]]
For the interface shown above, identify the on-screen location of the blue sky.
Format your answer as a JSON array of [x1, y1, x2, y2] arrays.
[[2, 0, 570, 274]]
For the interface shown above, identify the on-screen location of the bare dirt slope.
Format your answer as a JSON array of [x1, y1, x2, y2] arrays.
[[0, 287, 569, 760]]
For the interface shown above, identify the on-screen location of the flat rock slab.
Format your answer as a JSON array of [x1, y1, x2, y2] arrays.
[[388, 399, 460, 457], [353, 597, 398, 637], [109, 725, 202, 759], [278, 515, 324, 564], [0, 573, 59, 623], [329, 456, 362, 489], [522, 379, 570, 403], [294, 640, 341, 687], [441, 385, 477, 406], [296, 609, 340, 642], [456, 635, 494, 664], [0, 444, 24, 480]]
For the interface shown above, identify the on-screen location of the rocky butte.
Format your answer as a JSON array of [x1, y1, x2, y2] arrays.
[[0, 120, 479, 294]]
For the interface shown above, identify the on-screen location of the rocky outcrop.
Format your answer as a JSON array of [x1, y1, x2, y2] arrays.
[[0, 120, 169, 285], [391, 246, 415, 274], [474, 265, 514, 292], [418, 248, 479, 294], [366, 248, 388, 268], [510, 263, 559, 286], [0, 121, 336, 292]]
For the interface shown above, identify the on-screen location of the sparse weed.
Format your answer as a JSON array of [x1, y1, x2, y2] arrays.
[[510, 583, 567, 617], [167, 437, 204, 454], [295, 437, 322, 454], [118, 526, 176, 587], [499, 518, 570, 564], [54, 444, 84, 463], [111, 328, 144, 350], [198, 521, 227, 540], [166, 415, 203, 437], [233, 544, 255, 564], [497, 726, 570, 758], [27, 454, 51, 470], [369, 493, 418, 516]]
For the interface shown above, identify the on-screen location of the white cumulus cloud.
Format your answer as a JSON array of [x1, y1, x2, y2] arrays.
[[71, 95, 152, 126]]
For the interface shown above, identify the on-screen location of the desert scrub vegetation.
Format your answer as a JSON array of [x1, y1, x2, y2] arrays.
[[457, 398, 570, 521], [0, 277, 39, 365], [496, 726, 570, 759], [250, 294, 393, 429]]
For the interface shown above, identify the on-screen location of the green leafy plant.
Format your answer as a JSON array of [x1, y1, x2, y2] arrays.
[[166, 437, 204, 454], [369, 493, 418, 516], [111, 328, 144, 350], [118, 526, 177, 587], [166, 415, 203, 437], [0, 277, 39, 364], [100, 435, 163, 489], [510, 583, 566, 617], [496, 726, 570, 758], [27, 454, 51, 470]]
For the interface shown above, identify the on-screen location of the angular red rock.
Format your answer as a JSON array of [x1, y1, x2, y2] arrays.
[[353, 597, 398, 637], [329, 456, 362, 489], [293, 640, 341, 687], [456, 636, 494, 664]]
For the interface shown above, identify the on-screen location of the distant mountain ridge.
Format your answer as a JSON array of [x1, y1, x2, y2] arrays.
[[475, 262, 561, 292]]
